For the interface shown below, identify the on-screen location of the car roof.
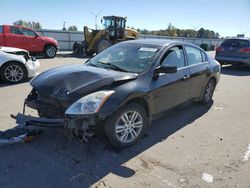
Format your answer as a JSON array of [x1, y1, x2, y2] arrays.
[[122, 39, 197, 48], [223, 38, 250, 41]]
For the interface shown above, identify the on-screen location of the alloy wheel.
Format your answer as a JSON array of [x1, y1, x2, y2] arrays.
[[4, 64, 24, 83], [115, 110, 143, 143], [47, 47, 56, 57], [204, 80, 215, 102]]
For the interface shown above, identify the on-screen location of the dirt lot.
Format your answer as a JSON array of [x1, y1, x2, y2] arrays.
[[0, 54, 250, 188]]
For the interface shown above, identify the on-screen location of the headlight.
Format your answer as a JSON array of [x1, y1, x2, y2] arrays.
[[65, 90, 115, 115]]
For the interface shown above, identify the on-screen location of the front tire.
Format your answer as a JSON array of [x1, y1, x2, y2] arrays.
[[44, 45, 57, 58], [96, 39, 112, 54], [104, 103, 148, 148], [201, 79, 216, 105], [0, 62, 27, 83]]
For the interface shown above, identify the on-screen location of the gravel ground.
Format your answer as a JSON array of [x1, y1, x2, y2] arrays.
[[0, 53, 250, 188]]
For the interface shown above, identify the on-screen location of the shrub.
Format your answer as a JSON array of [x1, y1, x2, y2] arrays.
[[200, 43, 209, 51]]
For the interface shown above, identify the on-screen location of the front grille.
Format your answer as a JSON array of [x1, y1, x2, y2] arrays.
[[27, 89, 66, 118]]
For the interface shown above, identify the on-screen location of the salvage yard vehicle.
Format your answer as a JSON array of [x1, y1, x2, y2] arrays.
[[215, 38, 250, 66], [14, 39, 220, 148], [73, 16, 139, 55], [0, 46, 39, 83], [0, 25, 58, 58]]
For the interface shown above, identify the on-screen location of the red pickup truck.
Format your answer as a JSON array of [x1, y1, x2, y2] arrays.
[[0, 25, 58, 58]]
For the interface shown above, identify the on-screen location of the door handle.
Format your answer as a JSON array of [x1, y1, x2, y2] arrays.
[[183, 75, 190, 80]]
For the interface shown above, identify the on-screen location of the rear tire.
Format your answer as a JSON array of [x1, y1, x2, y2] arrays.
[[201, 79, 216, 105], [0, 62, 27, 83], [73, 42, 83, 54], [96, 39, 112, 54], [104, 103, 148, 148], [44, 45, 57, 58]]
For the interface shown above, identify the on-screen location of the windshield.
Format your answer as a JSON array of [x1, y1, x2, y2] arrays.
[[104, 18, 115, 29], [87, 43, 160, 73]]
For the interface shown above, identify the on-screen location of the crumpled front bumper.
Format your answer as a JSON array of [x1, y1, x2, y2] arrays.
[[25, 58, 40, 78], [11, 113, 66, 128]]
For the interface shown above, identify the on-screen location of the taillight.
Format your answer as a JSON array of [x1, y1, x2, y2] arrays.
[[239, 47, 250, 53], [216, 47, 224, 52]]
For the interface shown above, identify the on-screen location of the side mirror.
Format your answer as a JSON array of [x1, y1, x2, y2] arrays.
[[155, 64, 177, 75], [101, 19, 103, 23]]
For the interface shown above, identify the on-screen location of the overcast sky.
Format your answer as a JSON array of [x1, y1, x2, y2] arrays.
[[1, 0, 250, 37]]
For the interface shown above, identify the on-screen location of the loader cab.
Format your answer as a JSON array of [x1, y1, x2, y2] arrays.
[[103, 16, 126, 40]]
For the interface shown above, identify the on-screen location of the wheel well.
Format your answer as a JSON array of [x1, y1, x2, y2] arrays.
[[125, 97, 150, 117], [209, 76, 217, 85], [0, 61, 27, 75], [44, 44, 57, 52]]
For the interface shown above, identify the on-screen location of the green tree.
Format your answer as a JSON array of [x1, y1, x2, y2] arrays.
[[141, 29, 149, 35], [13, 19, 29, 27], [166, 23, 177, 37], [68, 25, 78, 31], [197, 28, 206, 38], [137, 24, 220, 39], [27, 21, 42, 29], [13, 19, 42, 29]]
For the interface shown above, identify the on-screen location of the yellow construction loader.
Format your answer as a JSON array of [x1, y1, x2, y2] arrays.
[[73, 16, 139, 55]]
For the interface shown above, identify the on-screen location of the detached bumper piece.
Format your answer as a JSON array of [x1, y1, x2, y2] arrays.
[[11, 113, 66, 128], [0, 127, 42, 146], [11, 113, 96, 142]]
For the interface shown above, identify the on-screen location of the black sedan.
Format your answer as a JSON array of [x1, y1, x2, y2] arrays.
[[15, 39, 220, 148]]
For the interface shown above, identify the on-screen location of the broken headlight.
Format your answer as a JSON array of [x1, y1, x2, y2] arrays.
[[65, 91, 115, 115]]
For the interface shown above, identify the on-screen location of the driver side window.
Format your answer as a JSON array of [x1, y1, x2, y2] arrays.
[[20, 28, 37, 37], [161, 46, 185, 68]]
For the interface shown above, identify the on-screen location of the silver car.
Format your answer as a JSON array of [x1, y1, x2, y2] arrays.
[[215, 38, 250, 66], [0, 47, 40, 83]]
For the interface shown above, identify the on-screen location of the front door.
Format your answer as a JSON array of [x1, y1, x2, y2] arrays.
[[152, 45, 190, 115], [20, 27, 41, 52], [184, 45, 211, 99]]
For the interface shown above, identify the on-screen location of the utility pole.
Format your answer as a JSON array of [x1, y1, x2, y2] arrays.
[[62, 21, 66, 31], [90, 10, 103, 29]]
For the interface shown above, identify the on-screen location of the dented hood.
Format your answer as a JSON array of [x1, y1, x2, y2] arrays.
[[30, 64, 137, 99]]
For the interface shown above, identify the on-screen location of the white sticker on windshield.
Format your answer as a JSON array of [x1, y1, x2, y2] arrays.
[[139, 47, 158, 52]]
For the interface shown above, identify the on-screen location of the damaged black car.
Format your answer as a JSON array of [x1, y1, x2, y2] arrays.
[[14, 39, 220, 148]]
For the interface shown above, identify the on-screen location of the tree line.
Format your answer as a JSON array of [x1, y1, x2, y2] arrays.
[[13, 19, 78, 31], [132, 23, 220, 39]]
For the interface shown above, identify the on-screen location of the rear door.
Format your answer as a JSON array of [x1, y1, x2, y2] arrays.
[[4, 26, 24, 49], [152, 45, 190, 115], [184, 45, 210, 99]]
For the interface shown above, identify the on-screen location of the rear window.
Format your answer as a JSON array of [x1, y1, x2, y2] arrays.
[[222, 39, 249, 48], [0, 25, 3, 33], [201, 51, 208, 62], [10, 26, 22, 35], [185, 46, 203, 65]]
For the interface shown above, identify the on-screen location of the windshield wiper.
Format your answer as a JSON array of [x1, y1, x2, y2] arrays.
[[97, 61, 128, 72], [86, 60, 100, 68]]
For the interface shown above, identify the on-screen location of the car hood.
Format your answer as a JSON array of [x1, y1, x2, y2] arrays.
[[40, 36, 58, 44], [0, 46, 28, 54], [31, 64, 138, 100]]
